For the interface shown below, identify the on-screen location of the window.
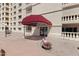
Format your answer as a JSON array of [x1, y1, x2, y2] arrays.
[[18, 21, 21, 25], [2, 3, 4, 6], [10, 23, 12, 26], [18, 27, 21, 30], [13, 17, 16, 20], [13, 27, 16, 30], [18, 15, 22, 19], [5, 17, 9, 21], [11, 13, 12, 15], [14, 11, 16, 15], [10, 28, 12, 30], [6, 7, 9, 11], [13, 22, 16, 26], [5, 12, 9, 16], [7, 22, 9, 25], [18, 9, 22, 13], [26, 6, 32, 13], [14, 6, 16, 9], [11, 3, 12, 6], [11, 8, 12, 11], [73, 27, 77, 32], [65, 27, 72, 32], [6, 3, 9, 6], [6, 22, 9, 25], [19, 3, 22, 7], [2, 17, 4, 20], [10, 18, 12, 20], [2, 27, 4, 30], [26, 26, 32, 32], [63, 27, 77, 32]]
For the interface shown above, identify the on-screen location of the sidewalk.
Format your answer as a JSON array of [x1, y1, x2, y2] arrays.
[[0, 32, 79, 56]]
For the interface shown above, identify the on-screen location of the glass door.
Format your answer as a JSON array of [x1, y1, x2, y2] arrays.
[[40, 27, 48, 37]]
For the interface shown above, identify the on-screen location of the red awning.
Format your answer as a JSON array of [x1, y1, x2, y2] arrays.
[[21, 15, 52, 26]]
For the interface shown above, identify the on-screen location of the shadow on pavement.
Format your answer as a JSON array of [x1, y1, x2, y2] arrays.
[[25, 36, 44, 41]]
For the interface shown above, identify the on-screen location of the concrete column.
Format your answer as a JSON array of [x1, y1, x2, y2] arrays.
[[24, 25, 26, 38], [76, 33, 78, 38]]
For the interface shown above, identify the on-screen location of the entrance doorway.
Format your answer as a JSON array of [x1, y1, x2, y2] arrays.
[[40, 27, 48, 37]]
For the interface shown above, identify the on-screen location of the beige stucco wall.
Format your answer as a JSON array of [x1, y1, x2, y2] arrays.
[[32, 3, 62, 37], [43, 12, 62, 37], [63, 7, 79, 16], [32, 3, 62, 15]]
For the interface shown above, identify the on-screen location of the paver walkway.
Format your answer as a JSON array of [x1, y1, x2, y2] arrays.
[[0, 32, 79, 56]]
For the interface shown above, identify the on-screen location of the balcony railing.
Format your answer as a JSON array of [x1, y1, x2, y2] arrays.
[[62, 32, 79, 38], [62, 17, 79, 24], [62, 3, 78, 8]]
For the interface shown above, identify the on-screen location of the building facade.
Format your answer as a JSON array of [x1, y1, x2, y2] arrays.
[[0, 3, 79, 40], [0, 3, 32, 32], [32, 3, 62, 37], [0, 3, 62, 38], [62, 3, 79, 40], [0, 3, 11, 31]]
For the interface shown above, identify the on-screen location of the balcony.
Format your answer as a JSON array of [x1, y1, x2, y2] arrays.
[[62, 3, 79, 8], [63, 3, 76, 6], [62, 32, 79, 38], [62, 15, 79, 24], [62, 19, 79, 24]]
